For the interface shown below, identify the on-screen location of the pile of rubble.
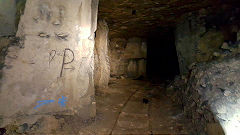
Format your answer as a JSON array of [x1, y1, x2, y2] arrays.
[[167, 54, 240, 134], [212, 41, 240, 60]]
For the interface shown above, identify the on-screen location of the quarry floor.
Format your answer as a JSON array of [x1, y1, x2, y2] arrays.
[[24, 78, 192, 135], [78, 78, 192, 135]]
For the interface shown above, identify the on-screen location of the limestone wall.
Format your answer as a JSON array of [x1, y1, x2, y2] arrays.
[[109, 37, 147, 78], [175, 11, 239, 74], [94, 20, 110, 89], [0, 0, 99, 127]]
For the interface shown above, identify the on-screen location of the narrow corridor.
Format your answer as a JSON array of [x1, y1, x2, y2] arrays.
[[78, 79, 192, 134]]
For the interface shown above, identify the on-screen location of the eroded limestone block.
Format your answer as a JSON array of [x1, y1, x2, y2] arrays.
[[109, 38, 127, 77], [94, 20, 110, 88], [108, 37, 147, 78], [124, 37, 147, 59], [0, 0, 99, 127], [196, 30, 224, 62]]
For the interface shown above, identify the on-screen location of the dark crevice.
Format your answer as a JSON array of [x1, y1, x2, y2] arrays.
[[146, 29, 180, 81]]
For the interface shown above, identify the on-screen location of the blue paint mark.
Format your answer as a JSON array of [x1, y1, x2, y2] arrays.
[[34, 100, 55, 109], [58, 96, 67, 107]]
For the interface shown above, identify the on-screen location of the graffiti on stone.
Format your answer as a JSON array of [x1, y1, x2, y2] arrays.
[[34, 96, 68, 109], [34, 99, 55, 109], [48, 48, 75, 77], [49, 50, 56, 67], [60, 48, 75, 77]]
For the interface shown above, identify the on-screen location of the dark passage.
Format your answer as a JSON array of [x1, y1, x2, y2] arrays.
[[147, 29, 179, 80]]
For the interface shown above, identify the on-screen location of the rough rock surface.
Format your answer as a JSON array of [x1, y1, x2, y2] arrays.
[[124, 38, 147, 59], [0, 0, 99, 127], [109, 38, 127, 77], [185, 57, 240, 135], [0, 0, 16, 36], [98, 0, 226, 38], [167, 56, 240, 135], [175, 15, 205, 74], [109, 37, 147, 78], [175, 8, 240, 74], [94, 20, 110, 89]]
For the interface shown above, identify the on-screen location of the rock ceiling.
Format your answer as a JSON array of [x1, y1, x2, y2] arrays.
[[98, 0, 237, 38]]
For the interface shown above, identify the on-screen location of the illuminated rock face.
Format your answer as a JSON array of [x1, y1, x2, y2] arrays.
[[183, 57, 240, 135], [94, 20, 110, 89], [0, 0, 99, 126]]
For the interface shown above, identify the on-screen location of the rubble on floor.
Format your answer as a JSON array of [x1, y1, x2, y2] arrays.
[[167, 55, 240, 135]]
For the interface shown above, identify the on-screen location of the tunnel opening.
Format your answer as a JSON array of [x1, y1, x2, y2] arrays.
[[146, 28, 180, 81]]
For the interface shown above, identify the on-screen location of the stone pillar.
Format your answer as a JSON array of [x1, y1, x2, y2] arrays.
[[0, 0, 99, 127], [94, 20, 110, 89], [0, 0, 16, 36]]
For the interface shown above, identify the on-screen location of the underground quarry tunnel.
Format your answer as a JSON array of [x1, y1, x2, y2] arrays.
[[0, 0, 240, 135]]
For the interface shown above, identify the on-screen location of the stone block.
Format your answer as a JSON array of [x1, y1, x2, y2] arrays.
[[0, 0, 99, 127]]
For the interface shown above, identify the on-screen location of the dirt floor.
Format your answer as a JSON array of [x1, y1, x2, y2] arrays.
[[17, 78, 192, 135], [78, 78, 192, 135]]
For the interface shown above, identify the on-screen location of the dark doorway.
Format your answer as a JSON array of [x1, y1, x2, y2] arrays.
[[146, 29, 179, 80]]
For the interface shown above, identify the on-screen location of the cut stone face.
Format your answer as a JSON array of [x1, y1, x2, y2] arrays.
[[0, 0, 99, 126]]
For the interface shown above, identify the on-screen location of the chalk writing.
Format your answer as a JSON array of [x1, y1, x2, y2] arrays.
[[58, 96, 67, 107], [60, 48, 75, 77], [34, 100, 55, 109], [34, 96, 68, 110]]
